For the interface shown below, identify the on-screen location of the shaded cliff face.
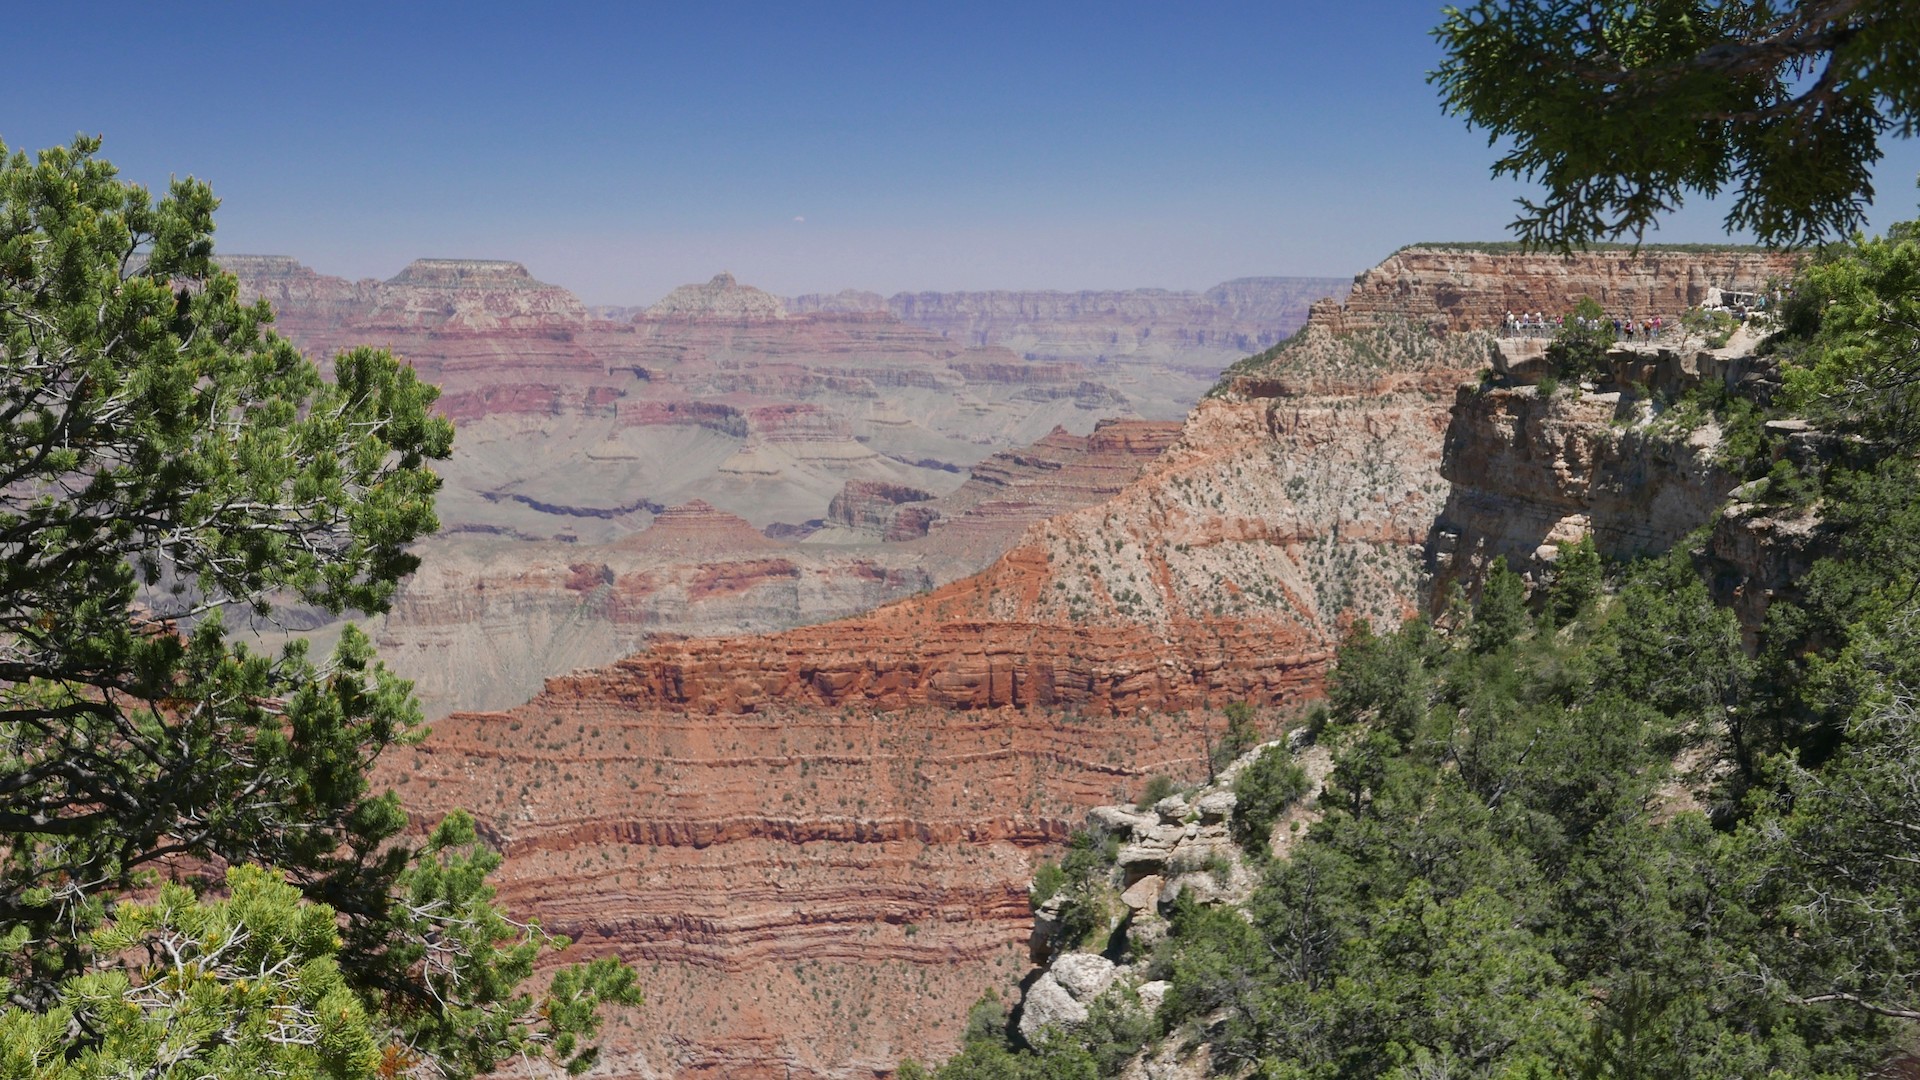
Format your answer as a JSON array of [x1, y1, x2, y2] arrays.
[[1338, 246, 1800, 332], [1426, 333, 1838, 639], [1427, 380, 1736, 600], [390, 315, 1482, 1077]]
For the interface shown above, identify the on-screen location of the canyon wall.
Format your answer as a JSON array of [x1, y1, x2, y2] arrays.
[[392, 314, 1486, 1077], [381, 421, 1183, 715], [1427, 332, 1833, 638], [1336, 245, 1799, 332], [1427, 373, 1736, 600], [364, 244, 1792, 1076]]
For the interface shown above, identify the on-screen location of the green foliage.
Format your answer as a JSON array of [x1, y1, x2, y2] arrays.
[[1212, 700, 1260, 772], [1545, 296, 1612, 381], [1468, 555, 1527, 654], [1230, 744, 1309, 856], [1682, 305, 1738, 349], [1029, 860, 1069, 910], [0, 136, 637, 1075], [1432, 1, 1920, 247], [1134, 774, 1175, 811], [1751, 456, 1920, 772], [1148, 531, 1917, 1076], [1545, 536, 1602, 625], [1777, 224, 1920, 447], [900, 1035, 1098, 1080], [1032, 831, 1123, 955], [0, 865, 381, 1080]]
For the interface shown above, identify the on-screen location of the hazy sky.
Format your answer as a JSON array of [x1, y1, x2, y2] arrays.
[[11, 2, 1920, 305]]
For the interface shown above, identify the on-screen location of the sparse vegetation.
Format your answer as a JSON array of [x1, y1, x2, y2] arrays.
[[1229, 744, 1309, 856]]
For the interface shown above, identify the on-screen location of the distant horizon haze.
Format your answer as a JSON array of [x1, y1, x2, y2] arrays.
[[10, 2, 1920, 305]]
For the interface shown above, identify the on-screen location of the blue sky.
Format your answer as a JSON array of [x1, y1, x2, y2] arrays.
[[10, 2, 1920, 304]]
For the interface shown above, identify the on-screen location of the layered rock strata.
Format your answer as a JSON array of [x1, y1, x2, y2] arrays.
[[377, 419, 1185, 716], [377, 245, 1788, 1076], [224, 258, 1279, 717], [1336, 246, 1800, 333], [391, 308, 1481, 1077]]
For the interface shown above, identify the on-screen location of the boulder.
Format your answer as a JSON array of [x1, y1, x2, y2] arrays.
[[1128, 913, 1171, 951], [1116, 842, 1172, 878], [1028, 893, 1066, 964], [1121, 874, 1164, 915], [1193, 790, 1236, 823], [1136, 980, 1171, 1016], [1087, 805, 1155, 839], [1152, 795, 1191, 824], [1017, 974, 1087, 1043], [1051, 953, 1118, 1002]]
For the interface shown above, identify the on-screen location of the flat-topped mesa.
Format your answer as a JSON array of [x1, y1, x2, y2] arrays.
[[615, 500, 777, 556], [644, 272, 788, 321], [370, 258, 590, 331], [1085, 417, 1185, 456], [1337, 245, 1801, 333], [386, 257, 545, 289], [220, 254, 376, 331], [218, 253, 317, 279], [826, 481, 938, 539]]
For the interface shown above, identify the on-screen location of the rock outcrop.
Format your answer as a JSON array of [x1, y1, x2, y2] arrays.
[[1426, 334, 1795, 609], [826, 481, 937, 539], [1011, 737, 1332, 1071], [1338, 246, 1799, 333], [1428, 397, 1726, 599]]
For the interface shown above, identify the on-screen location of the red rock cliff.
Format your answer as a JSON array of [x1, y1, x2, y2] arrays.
[[1339, 246, 1799, 332]]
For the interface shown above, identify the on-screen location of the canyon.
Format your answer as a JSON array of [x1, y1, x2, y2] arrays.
[[280, 245, 1796, 1077], [389, 308, 1495, 1076], [226, 257, 1336, 713]]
